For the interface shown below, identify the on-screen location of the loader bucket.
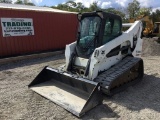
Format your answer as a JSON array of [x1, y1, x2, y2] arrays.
[[28, 66, 102, 117]]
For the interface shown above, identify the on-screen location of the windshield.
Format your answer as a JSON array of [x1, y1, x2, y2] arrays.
[[76, 16, 101, 58]]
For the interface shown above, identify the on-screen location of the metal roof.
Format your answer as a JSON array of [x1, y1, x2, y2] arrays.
[[0, 3, 77, 14]]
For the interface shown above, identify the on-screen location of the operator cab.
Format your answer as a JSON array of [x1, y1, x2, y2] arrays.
[[70, 11, 122, 75], [76, 11, 122, 59]]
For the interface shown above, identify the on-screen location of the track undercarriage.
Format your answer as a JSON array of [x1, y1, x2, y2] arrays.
[[95, 56, 144, 95]]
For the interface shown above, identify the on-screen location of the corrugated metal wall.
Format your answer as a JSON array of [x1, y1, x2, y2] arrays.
[[0, 9, 78, 58]]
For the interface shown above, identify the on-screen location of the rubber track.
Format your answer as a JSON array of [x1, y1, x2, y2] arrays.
[[94, 56, 143, 96]]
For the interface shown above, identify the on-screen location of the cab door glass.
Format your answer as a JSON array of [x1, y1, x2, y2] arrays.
[[102, 18, 121, 45]]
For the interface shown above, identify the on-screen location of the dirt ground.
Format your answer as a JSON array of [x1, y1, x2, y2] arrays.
[[0, 38, 160, 120]]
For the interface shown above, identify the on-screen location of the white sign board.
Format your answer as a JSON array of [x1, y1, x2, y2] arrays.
[[1, 18, 34, 37]]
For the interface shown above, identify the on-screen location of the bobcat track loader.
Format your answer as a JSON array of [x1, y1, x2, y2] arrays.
[[29, 11, 144, 117]]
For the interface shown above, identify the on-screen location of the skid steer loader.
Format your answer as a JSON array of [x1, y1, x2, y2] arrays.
[[29, 11, 144, 117]]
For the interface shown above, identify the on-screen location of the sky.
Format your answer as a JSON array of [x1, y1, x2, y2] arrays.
[[31, 0, 160, 10]]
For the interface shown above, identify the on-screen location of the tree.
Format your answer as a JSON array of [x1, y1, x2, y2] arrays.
[[14, 0, 23, 4], [25, 2, 35, 6], [89, 1, 100, 12], [14, 0, 35, 6], [105, 8, 126, 22], [24, 0, 35, 6], [139, 7, 152, 16], [76, 2, 85, 12], [55, 4, 68, 11], [51, 1, 126, 15], [65, 1, 76, 8], [127, 0, 140, 19], [65, 1, 78, 12], [0, 0, 12, 3], [53, 1, 80, 12], [151, 9, 160, 23], [24, 0, 28, 4]]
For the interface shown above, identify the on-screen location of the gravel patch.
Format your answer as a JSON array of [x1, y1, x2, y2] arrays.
[[142, 37, 160, 57], [0, 39, 160, 120]]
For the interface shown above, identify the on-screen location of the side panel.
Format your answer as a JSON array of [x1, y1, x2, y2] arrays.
[[89, 21, 143, 80], [132, 38, 143, 57], [65, 42, 76, 70]]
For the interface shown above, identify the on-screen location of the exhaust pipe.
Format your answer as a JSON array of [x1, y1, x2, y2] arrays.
[[28, 66, 103, 117]]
